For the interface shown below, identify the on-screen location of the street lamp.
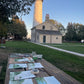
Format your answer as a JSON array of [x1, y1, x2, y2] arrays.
[[8, 0, 12, 22], [8, 17, 12, 22]]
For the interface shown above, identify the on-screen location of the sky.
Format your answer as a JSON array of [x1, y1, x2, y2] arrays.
[[21, 0, 84, 38]]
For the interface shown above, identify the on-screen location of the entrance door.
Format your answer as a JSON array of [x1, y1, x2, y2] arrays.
[[43, 36, 46, 43]]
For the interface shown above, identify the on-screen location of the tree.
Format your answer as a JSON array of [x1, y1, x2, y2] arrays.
[[49, 19, 55, 24], [65, 22, 77, 41], [6, 22, 27, 40], [0, 0, 34, 39], [0, 0, 35, 22], [77, 25, 84, 41], [49, 19, 65, 36], [6, 16, 27, 40], [72, 23, 84, 41], [14, 23, 27, 40], [0, 22, 7, 39], [49, 19, 65, 30]]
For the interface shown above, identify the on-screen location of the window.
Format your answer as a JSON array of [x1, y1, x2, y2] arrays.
[[42, 25, 45, 30], [56, 37, 58, 39]]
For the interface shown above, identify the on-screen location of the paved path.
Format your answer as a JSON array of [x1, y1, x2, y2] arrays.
[[52, 45, 84, 47], [33, 42, 84, 57]]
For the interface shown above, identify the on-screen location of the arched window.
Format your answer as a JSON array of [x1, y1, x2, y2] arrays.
[[42, 25, 45, 30]]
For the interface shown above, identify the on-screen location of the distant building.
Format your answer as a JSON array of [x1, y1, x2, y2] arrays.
[[31, 14, 62, 44]]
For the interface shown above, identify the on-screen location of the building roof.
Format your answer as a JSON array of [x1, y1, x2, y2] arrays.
[[36, 29, 62, 35]]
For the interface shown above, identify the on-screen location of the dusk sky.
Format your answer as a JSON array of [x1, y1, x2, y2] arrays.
[[21, 0, 84, 38]]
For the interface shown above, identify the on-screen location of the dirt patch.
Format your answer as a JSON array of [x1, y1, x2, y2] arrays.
[[0, 48, 10, 67], [0, 49, 9, 60]]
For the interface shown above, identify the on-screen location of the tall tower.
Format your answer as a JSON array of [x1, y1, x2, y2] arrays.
[[33, 0, 43, 27]]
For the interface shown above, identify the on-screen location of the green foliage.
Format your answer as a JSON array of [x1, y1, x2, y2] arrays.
[[0, 0, 35, 22], [0, 22, 7, 38], [65, 23, 77, 41], [6, 22, 27, 40], [65, 23, 84, 41], [49, 19, 65, 30], [49, 19, 65, 35], [49, 19, 56, 24], [77, 25, 84, 41]]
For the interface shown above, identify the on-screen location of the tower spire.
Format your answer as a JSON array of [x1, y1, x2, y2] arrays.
[[33, 0, 43, 27]]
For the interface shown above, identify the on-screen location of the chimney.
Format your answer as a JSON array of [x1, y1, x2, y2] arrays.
[[45, 14, 49, 21]]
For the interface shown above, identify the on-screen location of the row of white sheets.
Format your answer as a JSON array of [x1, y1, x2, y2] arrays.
[[9, 63, 61, 84], [9, 64, 27, 69], [14, 57, 34, 62], [33, 54, 43, 59], [10, 53, 30, 57], [9, 54, 61, 84], [10, 71, 35, 80], [9, 76, 61, 84], [28, 63, 44, 69], [9, 63, 44, 69]]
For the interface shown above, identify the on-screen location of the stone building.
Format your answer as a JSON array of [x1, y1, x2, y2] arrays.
[[31, 14, 62, 44], [31, 0, 62, 43]]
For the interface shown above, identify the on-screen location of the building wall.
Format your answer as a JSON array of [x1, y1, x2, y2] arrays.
[[39, 34, 62, 44], [52, 35, 62, 44], [36, 32, 39, 43], [31, 21, 62, 44], [39, 34, 50, 43], [36, 22, 58, 31], [31, 29, 36, 42]]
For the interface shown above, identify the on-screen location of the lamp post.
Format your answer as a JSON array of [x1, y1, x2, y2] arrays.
[[8, 0, 12, 22]]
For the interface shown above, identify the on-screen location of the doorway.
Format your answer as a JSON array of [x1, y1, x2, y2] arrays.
[[43, 36, 46, 43]]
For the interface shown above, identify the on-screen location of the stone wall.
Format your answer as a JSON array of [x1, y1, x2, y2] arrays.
[[36, 21, 58, 31], [39, 34, 62, 44], [31, 29, 36, 42]]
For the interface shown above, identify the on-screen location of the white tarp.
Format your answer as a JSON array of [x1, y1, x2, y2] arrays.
[[35, 76, 61, 84], [28, 63, 44, 69], [10, 71, 35, 80], [10, 53, 30, 57], [9, 79, 33, 84], [44, 76, 61, 84], [9, 64, 27, 69], [33, 54, 43, 58], [15, 57, 34, 62]]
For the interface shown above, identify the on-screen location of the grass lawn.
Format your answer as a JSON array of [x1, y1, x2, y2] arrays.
[[46, 43, 84, 54], [1, 41, 84, 84]]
